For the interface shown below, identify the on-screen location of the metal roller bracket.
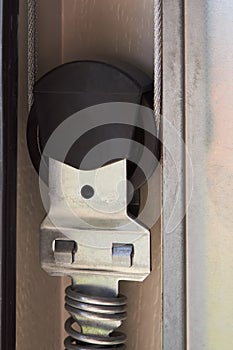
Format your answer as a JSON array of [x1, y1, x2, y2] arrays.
[[41, 158, 151, 290]]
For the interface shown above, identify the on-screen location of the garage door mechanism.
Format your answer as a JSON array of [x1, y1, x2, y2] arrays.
[[27, 61, 160, 349]]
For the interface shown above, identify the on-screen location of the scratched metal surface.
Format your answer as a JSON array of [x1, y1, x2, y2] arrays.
[[162, 1, 186, 349], [185, 0, 233, 349]]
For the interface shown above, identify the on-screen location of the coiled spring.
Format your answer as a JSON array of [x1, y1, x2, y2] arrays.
[[64, 285, 127, 349]]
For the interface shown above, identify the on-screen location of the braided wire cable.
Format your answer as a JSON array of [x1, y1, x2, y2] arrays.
[[28, 0, 37, 109], [154, 0, 162, 132]]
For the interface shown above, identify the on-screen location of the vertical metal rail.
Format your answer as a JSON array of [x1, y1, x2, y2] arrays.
[[162, 1, 186, 349], [163, 0, 233, 349], [0, 0, 18, 349], [185, 1, 233, 349]]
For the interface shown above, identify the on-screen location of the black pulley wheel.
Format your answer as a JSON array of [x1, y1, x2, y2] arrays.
[[27, 60, 160, 216]]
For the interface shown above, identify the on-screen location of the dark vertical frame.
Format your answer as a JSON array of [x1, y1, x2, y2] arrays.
[[1, 0, 18, 348]]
